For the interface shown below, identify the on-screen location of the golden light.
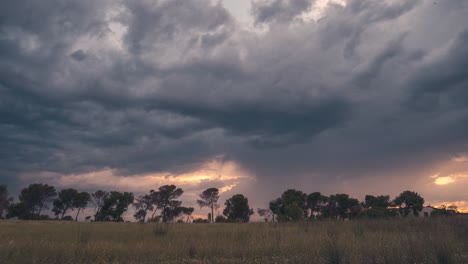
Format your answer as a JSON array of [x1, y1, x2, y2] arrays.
[[432, 172, 468, 186], [434, 176, 455, 185], [24, 158, 255, 194]]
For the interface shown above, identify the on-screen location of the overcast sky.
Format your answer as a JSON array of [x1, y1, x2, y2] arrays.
[[1, 0, 468, 216]]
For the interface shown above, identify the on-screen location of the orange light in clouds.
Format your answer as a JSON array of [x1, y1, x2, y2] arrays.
[[433, 172, 468, 186], [434, 176, 455, 185], [25, 158, 254, 194]]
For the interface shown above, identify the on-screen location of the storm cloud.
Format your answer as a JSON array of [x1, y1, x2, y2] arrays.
[[1, 0, 468, 210]]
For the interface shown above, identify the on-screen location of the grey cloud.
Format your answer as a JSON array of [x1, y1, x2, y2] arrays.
[[70, 50, 87, 61], [1, 0, 468, 208], [251, 0, 313, 24]]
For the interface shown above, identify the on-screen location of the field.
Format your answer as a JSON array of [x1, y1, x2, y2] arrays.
[[1, 217, 468, 264]]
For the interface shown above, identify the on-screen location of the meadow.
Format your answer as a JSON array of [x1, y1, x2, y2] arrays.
[[1, 217, 467, 264]]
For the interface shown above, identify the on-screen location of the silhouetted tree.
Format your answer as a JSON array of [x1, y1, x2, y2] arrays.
[[149, 189, 162, 220], [223, 194, 253, 222], [163, 200, 183, 222], [197, 188, 220, 223], [269, 198, 282, 222], [9, 184, 57, 219], [321, 194, 360, 220], [270, 189, 307, 221], [133, 193, 154, 222], [157, 185, 184, 223], [179, 207, 195, 223], [95, 191, 134, 222], [215, 215, 227, 223], [285, 203, 303, 221], [73, 191, 90, 221], [7, 202, 29, 219], [394, 190, 424, 216], [91, 190, 108, 221], [0, 185, 13, 219], [307, 192, 328, 220], [53, 188, 79, 219], [364, 195, 390, 208]]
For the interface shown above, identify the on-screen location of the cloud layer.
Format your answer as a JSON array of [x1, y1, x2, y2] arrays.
[[1, 0, 468, 209]]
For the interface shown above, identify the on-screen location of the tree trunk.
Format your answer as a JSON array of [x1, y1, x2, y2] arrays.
[[151, 209, 158, 220], [37, 204, 44, 220], [142, 208, 147, 223], [75, 208, 81, 221], [211, 204, 214, 223]]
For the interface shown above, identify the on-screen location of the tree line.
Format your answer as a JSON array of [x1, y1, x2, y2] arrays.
[[0, 184, 253, 223], [258, 189, 459, 222], [0, 184, 459, 222]]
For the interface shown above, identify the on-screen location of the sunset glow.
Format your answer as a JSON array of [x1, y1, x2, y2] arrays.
[[20, 158, 254, 196]]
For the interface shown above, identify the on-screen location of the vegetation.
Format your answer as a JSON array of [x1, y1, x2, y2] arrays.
[[1, 217, 467, 263], [0, 183, 461, 223], [223, 194, 254, 223]]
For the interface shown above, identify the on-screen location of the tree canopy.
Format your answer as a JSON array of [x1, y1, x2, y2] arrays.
[[223, 194, 253, 222]]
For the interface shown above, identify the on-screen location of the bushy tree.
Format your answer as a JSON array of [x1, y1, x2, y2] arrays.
[[270, 189, 307, 221], [223, 194, 253, 222], [285, 203, 303, 221], [9, 184, 57, 219], [53, 188, 79, 220], [321, 194, 360, 220], [215, 215, 228, 223], [95, 191, 134, 222], [364, 195, 390, 208], [394, 190, 424, 216]]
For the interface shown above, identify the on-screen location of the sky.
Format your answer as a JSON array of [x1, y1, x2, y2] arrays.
[[1, 0, 468, 217]]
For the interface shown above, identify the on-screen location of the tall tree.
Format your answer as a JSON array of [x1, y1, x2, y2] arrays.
[[53, 188, 79, 220], [92, 190, 108, 221], [197, 188, 220, 223], [18, 183, 57, 219], [223, 194, 253, 222], [157, 185, 184, 223], [394, 190, 424, 216], [0, 185, 13, 219], [73, 192, 91, 221], [133, 193, 154, 222]]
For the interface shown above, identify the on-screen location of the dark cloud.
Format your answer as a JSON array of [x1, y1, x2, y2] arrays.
[[1, 0, 468, 208], [251, 0, 313, 24]]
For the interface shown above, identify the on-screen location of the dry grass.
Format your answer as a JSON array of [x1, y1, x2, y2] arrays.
[[1, 217, 467, 263]]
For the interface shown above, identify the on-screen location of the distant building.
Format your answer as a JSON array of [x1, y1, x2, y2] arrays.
[[420, 206, 436, 217]]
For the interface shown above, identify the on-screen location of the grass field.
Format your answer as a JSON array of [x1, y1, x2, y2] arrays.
[[1, 217, 467, 264]]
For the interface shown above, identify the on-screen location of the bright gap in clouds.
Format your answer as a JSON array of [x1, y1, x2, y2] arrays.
[[20, 158, 255, 196], [222, 0, 347, 24]]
